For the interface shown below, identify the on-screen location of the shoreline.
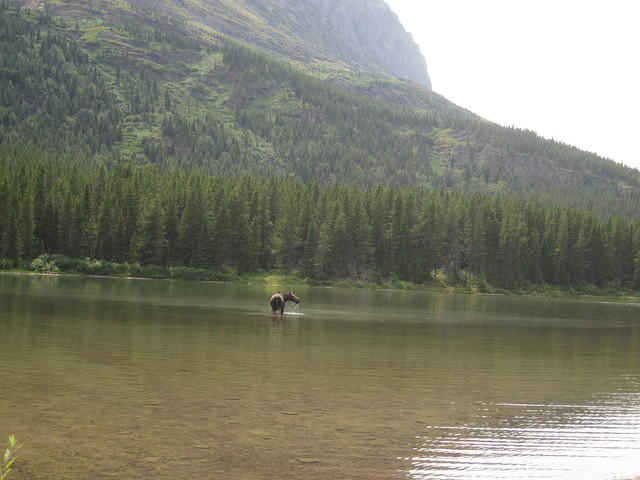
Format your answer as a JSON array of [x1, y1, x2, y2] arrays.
[[2, 268, 640, 303]]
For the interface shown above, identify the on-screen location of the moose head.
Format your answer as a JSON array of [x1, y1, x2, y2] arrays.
[[283, 290, 300, 304]]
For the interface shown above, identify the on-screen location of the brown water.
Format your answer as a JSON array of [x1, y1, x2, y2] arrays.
[[1, 274, 639, 480]]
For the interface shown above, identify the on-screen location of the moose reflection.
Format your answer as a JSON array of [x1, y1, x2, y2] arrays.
[[270, 290, 300, 315]]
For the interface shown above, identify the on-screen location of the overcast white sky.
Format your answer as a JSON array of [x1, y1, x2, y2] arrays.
[[384, 0, 640, 170]]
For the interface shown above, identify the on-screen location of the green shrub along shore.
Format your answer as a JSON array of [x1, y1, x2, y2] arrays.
[[2, 254, 640, 301]]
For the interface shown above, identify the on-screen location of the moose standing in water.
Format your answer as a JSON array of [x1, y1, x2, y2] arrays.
[[270, 290, 300, 315]]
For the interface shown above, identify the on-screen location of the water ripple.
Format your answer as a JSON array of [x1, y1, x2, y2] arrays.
[[409, 391, 640, 480]]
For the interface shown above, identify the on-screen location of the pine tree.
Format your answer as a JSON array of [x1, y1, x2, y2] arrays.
[[131, 195, 167, 265]]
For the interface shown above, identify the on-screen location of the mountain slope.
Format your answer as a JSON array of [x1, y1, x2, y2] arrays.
[[1, 1, 640, 219], [31, 0, 431, 87]]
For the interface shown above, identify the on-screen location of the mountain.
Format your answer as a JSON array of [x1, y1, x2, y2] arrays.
[[2, 2, 640, 290], [1, 1, 639, 218], [31, 0, 432, 87]]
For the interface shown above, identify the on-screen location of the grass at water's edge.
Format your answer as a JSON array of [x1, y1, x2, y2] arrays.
[[2, 254, 640, 302], [1, 435, 20, 480]]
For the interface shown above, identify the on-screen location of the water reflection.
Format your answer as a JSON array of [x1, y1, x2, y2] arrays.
[[410, 389, 640, 480], [1, 275, 640, 480]]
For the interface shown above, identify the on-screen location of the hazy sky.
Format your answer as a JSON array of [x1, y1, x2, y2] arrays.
[[384, 0, 640, 170]]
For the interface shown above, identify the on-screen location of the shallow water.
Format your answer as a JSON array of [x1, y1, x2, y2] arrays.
[[1, 275, 639, 480]]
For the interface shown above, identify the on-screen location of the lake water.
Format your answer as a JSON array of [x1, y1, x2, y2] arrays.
[[1, 274, 639, 480]]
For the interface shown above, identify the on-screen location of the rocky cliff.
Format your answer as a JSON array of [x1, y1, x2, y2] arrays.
[[246, 0, 431, 87], [127, 0, 431, 87]]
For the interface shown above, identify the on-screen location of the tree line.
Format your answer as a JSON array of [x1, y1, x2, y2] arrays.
[[1, 148, 639, 290], [1, 3, 640, 220]]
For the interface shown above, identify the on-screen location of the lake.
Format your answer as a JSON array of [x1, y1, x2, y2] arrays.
[[1, 274, 639, 480]]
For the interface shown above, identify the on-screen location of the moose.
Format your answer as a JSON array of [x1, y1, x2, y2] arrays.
[[270, 290, 300, 315]]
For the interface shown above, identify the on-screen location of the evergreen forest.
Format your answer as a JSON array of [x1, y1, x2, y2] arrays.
[[1, 3, 640, 292], [2, 148, 640, 290]]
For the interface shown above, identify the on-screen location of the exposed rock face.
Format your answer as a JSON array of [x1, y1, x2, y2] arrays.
[[129, 0, 431, 87], [246, 0, 431, 88]]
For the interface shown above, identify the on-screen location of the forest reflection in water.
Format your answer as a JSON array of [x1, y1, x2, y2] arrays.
[[1, 274, 639, 480]]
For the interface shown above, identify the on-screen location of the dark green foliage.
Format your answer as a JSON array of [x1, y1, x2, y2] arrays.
[[1, 4, 640, 291], [0, 6, 123, 152], [2, 147, 640, 290], [0, 4, 639, 218]]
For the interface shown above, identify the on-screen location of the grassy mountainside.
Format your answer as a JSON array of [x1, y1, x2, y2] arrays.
[[1, 2, 640, 218], [25, 0, 431, 86]]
